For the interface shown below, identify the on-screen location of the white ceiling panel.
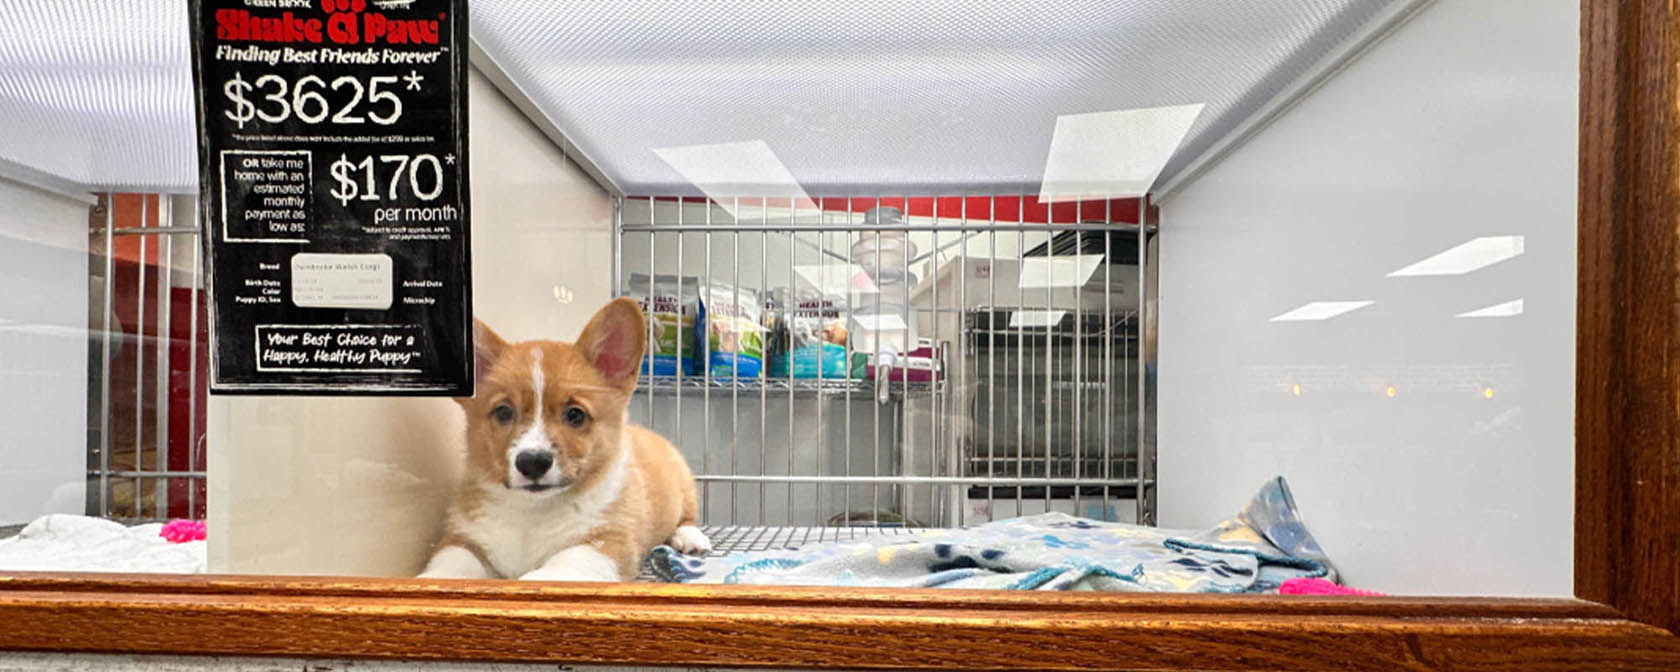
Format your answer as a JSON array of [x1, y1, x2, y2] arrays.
[[0, 1, 194, 192], [0, 1, 1404, 195], [474, 0, 1407, 196]]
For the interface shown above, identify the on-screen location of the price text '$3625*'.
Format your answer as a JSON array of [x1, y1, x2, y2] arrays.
[[223, 71, 425, 129]]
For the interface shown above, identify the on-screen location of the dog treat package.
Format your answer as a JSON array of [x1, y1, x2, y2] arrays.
[[766, 287, 850, 379], [694, 282, 764, 379], [628, 273, 698, 376]]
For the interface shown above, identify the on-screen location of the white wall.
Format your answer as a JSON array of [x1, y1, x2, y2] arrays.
[[0, 178, 91, 524], [207, 66, 613, 575], [1156, 0, 1577, 596]]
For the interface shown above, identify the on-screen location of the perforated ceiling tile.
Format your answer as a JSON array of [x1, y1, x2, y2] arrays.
[[472, 0, 1407, 196], [0, 1, 194, 192], [0, 1, 1403, 195]]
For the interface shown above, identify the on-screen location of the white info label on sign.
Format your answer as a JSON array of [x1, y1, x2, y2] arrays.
[[290, 253, 394, 310]]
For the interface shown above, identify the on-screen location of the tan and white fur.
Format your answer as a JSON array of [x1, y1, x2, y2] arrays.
[[419, 298, 710, 582]]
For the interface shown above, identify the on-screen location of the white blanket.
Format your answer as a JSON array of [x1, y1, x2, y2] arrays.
[[0, 514, 206, 573]]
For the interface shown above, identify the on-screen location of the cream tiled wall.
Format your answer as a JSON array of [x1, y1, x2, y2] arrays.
[[0, 179, 90, 524], [206, 66, 613, 576]]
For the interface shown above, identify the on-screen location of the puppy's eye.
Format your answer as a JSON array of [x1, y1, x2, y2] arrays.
[[490, 403, 516, 425], [563, 405, 589, 428]]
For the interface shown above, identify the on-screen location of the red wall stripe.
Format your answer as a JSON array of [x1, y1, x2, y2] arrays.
[[633, 195, 1147, 224]]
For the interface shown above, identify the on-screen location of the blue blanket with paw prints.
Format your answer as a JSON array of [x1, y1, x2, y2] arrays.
[[648, 477, 1334, 592]]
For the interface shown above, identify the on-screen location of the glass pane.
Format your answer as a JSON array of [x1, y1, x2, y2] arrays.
[[0, 0, 1578, 598]]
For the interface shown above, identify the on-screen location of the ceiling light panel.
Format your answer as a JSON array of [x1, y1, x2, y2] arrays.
[[1388, 236, 1525, 277], [1039, 103, 1205, 201], [1269, 300, 1374, 322], [1456, 298, 1524, 319]]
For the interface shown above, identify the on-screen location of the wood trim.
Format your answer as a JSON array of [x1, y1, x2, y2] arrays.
[[0, 573, 1675, 671], [1575, 0, 1680, 634], [0, 572, 1634, 617]]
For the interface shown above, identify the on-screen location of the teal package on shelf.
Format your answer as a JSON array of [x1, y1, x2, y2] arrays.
[[764, 287, 851, 379], [768, 343, 850, 379]]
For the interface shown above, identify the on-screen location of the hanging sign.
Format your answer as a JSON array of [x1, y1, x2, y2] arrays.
[[189, 0, 471, 395]]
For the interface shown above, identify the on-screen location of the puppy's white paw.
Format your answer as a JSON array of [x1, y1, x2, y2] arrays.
[[519, 566, 615, 582], [519, 545, 620, 583], [418, 546, 491, 579], [667, 524, 712, 555]]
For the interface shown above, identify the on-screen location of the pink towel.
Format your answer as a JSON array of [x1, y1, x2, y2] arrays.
[[159, 519, 206, 543], [1279, 577, 1384, 596]]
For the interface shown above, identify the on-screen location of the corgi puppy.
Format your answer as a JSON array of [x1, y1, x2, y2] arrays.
[[419, 298, 711, 582]]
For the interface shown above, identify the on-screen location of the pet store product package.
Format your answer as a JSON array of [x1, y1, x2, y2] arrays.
[[866, 338, 944, 383], [628, 273, 697, 376], [766, 287, 850, 379], [695, 282, 764, 378]]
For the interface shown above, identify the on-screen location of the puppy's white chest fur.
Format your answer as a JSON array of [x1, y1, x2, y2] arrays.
[[454, 447, 628, 578]]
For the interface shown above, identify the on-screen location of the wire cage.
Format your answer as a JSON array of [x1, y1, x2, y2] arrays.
[[84, 194, 210, 522], [615, 195, 1157, 549]]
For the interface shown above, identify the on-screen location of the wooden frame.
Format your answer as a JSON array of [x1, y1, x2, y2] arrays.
[[2, 1, 1677, 669]]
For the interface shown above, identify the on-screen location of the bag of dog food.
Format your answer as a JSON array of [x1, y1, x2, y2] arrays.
[[766, 287, 849, 379], [695, 282, 764, 378], [627, 273, 697, 376]]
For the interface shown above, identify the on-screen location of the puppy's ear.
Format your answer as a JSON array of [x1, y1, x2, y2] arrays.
[[459, 318, 508, 404], [575, 298, 646, 393]]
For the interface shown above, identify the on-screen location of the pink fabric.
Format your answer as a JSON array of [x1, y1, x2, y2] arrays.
[[159, 519, 206, 543], [1279, 577, 1384, 596]]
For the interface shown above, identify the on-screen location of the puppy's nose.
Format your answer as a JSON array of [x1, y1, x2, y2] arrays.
[[514, 451, 554, 480]]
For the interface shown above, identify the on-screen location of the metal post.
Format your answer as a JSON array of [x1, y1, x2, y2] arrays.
[[646, 197, 656, 424], [675, 203, 683, 442], [786, 201, 795, 526], [156, 198, 173, 518], [702, 202, 711, 521], [1044, 200, 1054, 513], [1073, 200, 1082, 518], [954, 197, 968, 526], [134, 196, 148, 518], [843, 198, 853, 526], [1015, 197, 1024, 516], [611, 197, 622, 297], [815, 201, 825, 527], [930, 205, 940, 524], [1136, 195, 1152, 525], [1102, 198, 1112, 518], [987, 197, 997, 523], [900, 197, 912, 523], [99, 194, 115, 518], [872, 199, 881, 526], [187, 222, 201, 519], [757, 201, 766, 525]]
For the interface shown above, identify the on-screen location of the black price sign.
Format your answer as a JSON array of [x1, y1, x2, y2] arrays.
[[188, 0, 472, 395]]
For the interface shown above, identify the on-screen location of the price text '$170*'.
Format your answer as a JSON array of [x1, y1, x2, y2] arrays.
[[329, 153, 449, 207]]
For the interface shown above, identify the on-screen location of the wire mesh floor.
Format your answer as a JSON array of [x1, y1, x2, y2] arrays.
[[636, 524, 924, 581]]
